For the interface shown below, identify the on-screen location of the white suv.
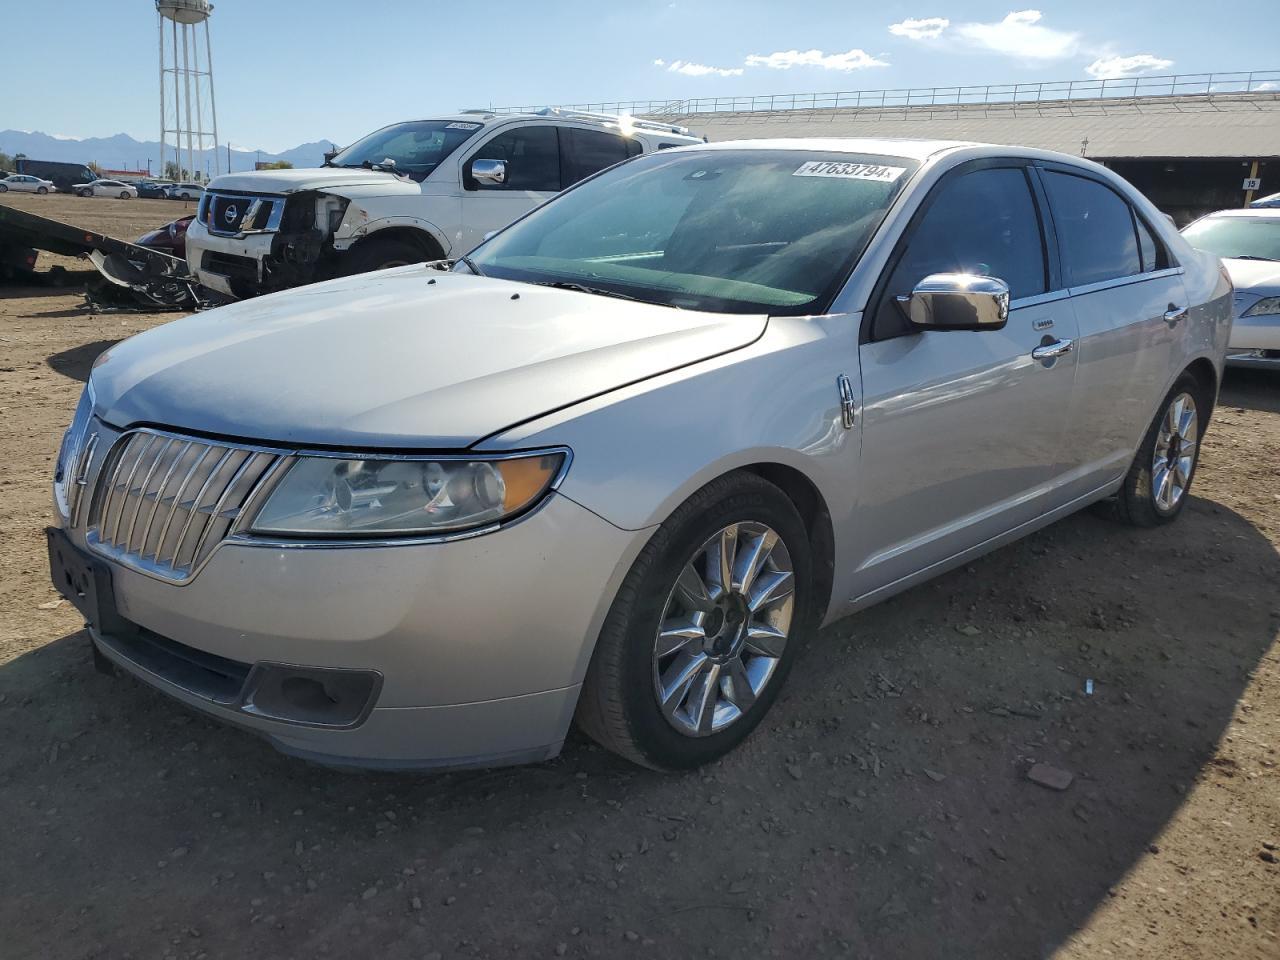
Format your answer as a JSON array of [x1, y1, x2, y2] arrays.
[[186, 110, 701, 298]]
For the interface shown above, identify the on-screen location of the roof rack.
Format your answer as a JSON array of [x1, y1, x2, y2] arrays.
[[532, 107, 693, 138], [459, 109, 497, 117]]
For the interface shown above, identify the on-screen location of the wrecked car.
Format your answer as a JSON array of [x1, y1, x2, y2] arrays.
[[185, 109, 702, 298]]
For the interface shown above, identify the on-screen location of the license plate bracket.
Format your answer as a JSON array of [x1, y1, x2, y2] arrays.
[[46, 526, 125, 634]]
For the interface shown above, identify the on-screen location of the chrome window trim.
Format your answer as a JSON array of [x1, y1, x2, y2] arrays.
[[1009, 289, 1071, 309], [1067, 266, 1185, 298]]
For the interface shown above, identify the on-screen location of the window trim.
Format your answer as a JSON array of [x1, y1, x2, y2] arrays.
[[862, 157, 1055, 344], [1036, 162, 1178, 287], [462, 122, 564, 193]]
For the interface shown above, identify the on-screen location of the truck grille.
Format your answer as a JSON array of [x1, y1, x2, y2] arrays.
[[202, 191, 285, 237], [87, 430, 286, 582]]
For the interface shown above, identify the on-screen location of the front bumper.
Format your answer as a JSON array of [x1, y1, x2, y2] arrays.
[[185, 218, 275, 297], [1228, 311, 1280, 352], [52, 493, 649, 769]]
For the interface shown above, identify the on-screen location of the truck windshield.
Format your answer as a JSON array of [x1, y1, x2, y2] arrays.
[[1182, 216, 1280, 261], [328, 120, 484, 182], [467, 149, 918, 315]]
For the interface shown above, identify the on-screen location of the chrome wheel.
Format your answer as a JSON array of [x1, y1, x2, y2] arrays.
[[1152, 391, 1198, 512], [652, 521, 794, 737]]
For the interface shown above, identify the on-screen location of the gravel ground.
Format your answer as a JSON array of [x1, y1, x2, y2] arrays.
[[1, 191, 1278, 958]]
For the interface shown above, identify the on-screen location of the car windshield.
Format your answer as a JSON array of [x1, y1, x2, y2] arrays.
[[468, 149, 917, 314], [1182, 216, 1280, 261], [328, 119, 485, 182]]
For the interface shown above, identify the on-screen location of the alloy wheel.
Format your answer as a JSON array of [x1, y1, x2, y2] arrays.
[[1152, 391, 1198, 512], [652, 521, 795, 737]]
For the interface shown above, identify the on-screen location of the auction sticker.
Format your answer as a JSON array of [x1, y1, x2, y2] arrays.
[[446, 121, 483, 130], [793, 160, 905, 182]]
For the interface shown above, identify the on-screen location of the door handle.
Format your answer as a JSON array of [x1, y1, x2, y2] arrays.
[[1164, 305, 1189, 325], [1031, 338, 1074, 361]]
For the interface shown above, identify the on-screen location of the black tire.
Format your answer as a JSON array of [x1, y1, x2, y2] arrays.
[[36, 186, 47, 194], [342, 236, 434, 275], [1107, 373, 1206, 527], [0, 184, 7, 192], [119, 191, 130, 199], [79, 189, 92, 198], [576, 472, 815, 770]]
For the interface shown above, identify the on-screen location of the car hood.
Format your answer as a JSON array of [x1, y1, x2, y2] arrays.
[[204, 167, 418, 195], [1222, 257, 1280, 292], [90, 269, 767, 449]]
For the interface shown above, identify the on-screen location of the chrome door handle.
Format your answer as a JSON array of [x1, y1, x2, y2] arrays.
[[1031, 338, 1074, 361], [1164, 305, 1189, 325]]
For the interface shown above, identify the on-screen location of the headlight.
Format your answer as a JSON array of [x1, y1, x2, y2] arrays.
[[249, 451, 567, 537], [1242, 296, 1280, 318]]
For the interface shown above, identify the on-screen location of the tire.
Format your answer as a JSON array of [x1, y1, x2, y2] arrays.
[[79, 189, 92, 198], [0, 184, 7, 193], [1108, 373, 1206, 527], [119, 191, 130, 199], [576, 472, 815, 770], [342, 236, 434, 275], [37, 186, 47, 194]]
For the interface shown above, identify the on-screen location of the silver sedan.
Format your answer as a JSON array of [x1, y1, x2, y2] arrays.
[[49, 138, 1232, 771], [0, 174, 55, 194]]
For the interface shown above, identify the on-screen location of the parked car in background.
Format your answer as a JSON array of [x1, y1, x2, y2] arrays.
[[165, 182, 204, 200], [1182, 208, 1280, 368], [1249, 191, 1280, 209], [15, 158, 97, 193], [135, 215, 193, 259], [0, 174, 55, 194], [74, 179, 138, 199], [136, 180, 176, 199], [185, 108, 702, 298], [49, 139, 1230, 771]]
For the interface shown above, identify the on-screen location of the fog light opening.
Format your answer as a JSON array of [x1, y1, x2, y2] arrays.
[[241, 663, 381, 728], [281, 676, 339, 712]]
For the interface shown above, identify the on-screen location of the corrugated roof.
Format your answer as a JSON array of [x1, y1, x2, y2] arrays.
[[666, 93, 1280, 159]]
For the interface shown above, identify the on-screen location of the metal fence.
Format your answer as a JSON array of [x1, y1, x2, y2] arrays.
[[493, 69, 1280, 120]]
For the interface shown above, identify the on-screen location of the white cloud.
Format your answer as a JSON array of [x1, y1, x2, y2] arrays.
[[653, 58, 665, 66], [744, 48, 888, 71], [1084, 54, 1173, 79], [666, 60, 744, 78], [953, 9, 1080, 61], [888, 17, 949, 41], [1254, 81, 1279, 91]]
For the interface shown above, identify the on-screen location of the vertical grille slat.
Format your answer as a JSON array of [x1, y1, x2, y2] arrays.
[[86, 431, 282, 583]]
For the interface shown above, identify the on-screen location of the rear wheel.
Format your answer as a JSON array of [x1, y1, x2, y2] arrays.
[[576, 473, 814, 770], [1108, 373, 1205, 526], [0, 184, 7, 193]]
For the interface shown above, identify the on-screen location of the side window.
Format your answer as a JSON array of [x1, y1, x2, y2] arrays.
[[561, 128, 632, 187], [1134, 214, 1168, 272], [467, 125, 561, 192], [1042, 171, 1141, 285], [873, 166, 1047, 340]]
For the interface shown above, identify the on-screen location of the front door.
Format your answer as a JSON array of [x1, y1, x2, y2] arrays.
[[458, 124, 562, 254], [850, 162, 1080, 599]]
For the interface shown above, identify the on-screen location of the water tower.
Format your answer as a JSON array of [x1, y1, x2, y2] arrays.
[[157, 0, 220, 181]]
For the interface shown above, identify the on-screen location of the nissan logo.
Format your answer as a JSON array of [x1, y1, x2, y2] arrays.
[[223, 203, 238, 224]]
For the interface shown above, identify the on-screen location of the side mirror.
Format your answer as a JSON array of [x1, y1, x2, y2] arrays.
[[472, 158, 507, 186], [897, 273, 1010, 331]]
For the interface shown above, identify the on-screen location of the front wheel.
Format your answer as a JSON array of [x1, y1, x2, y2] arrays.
[[1108, 374, 1205, 526], [342, 236, 433, 275], [37, 186, 47, 194], [119, 191, 130, 199], [79, 189, 92, 198], [576, 473, 814, 770]]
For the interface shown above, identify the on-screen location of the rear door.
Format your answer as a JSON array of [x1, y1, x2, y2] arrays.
[[458, 123, 562, 253], [851, 160, 1080, 597], [560, 126, 642, 188], [1037, 166, 1187, 497]]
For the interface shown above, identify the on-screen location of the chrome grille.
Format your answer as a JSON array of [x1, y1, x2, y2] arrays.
[[87, 430, 285, 582], [202, 191, 285, 237]]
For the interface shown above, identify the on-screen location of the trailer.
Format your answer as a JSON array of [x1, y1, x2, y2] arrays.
[[0, 204, 206, 309]]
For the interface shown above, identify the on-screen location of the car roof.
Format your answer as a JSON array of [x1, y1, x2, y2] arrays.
[[388, 111, 701, 141], [1195, 207, 1280, 220]]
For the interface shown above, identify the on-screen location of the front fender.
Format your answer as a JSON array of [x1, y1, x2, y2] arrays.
[[334, 214, 452, 256]]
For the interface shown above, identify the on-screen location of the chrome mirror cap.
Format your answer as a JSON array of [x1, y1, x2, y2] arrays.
[[898, 273, 1010, 331], [472, 159, 507, 185]]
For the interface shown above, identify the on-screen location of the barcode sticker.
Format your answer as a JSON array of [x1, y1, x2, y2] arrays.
[[793, 161, 906, 182], [446, 122, 483, 131]]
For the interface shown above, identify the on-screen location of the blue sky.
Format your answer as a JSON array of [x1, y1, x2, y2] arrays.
[[2, 1, 1273, 153]]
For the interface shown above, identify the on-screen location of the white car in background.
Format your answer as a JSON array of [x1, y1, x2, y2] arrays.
[[73, 179, 139, 199], [1182, 208, 1280, 368], [166, 182, 205, 200], [0, 174, 55, 194]]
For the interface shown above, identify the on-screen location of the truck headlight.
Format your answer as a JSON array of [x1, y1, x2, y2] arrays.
[[1242, 296, 1280, 318], [249, 451, 567, 537]]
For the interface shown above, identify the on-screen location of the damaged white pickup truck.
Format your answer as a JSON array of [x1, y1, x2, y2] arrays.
[[185, 110, 702, 298]]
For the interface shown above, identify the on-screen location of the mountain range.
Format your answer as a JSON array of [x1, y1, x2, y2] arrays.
[[0, 129, 335, 175]]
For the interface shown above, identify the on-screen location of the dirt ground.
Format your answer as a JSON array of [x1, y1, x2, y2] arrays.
[[1, 194, 1278, 959]]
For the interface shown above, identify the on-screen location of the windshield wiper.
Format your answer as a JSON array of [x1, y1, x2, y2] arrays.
[[531, 280, 642, 302], [1232, 255, 1279, 261], [457, 254, 485, 277]]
